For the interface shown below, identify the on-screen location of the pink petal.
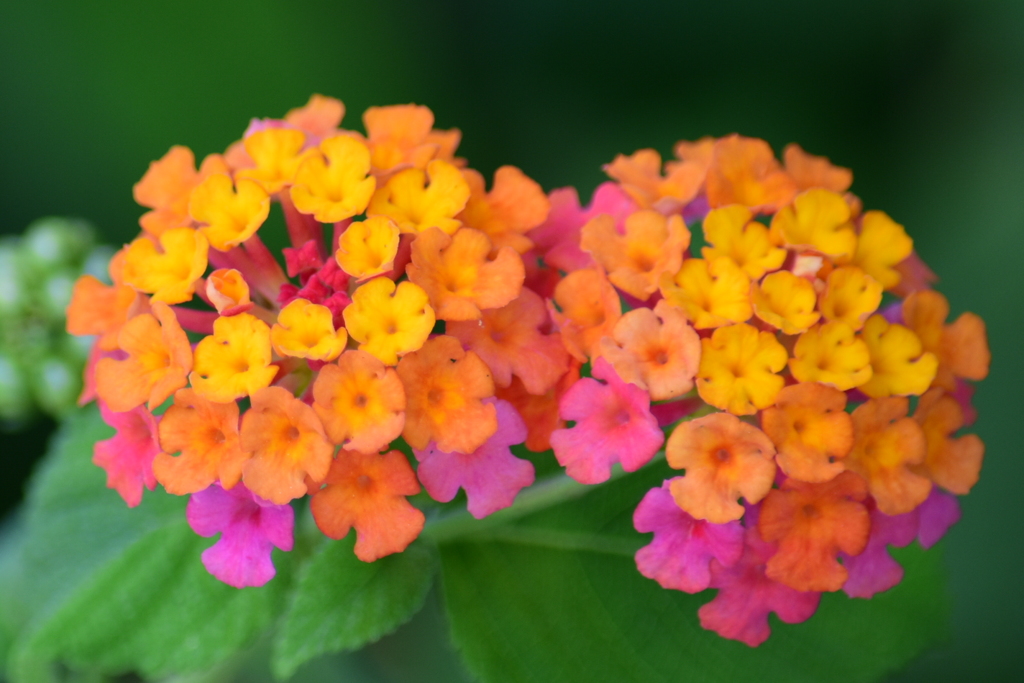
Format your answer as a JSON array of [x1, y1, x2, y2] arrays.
[[841, 503, 919, 598], [634, 480, 744, 593], [283, 239, 324, 278], [93, 401, 160, 507], [917, 485, 961, 549]]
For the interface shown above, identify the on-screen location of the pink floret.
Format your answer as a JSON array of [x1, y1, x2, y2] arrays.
[[634, 480, 744, 593], [841, 502, 919, 599], [187, 482, 294, 589], [550, 358, 664, 485], [414, 399, 535, 519], [917, 485, 961, 549], [93, 401, 160, 508]]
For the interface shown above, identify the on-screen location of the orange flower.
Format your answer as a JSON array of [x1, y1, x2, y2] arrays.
[[850, 211, 913, 290], [133, 146, 229, 236], [310, 449, 425, 562], [190, 313, 278, 403], [495, 363, 580, 453], [95, 302, 192, 412], [659, 257, 752, 329], [758, 472, 870, 592], [447, 288, 569, 395], [406, 227, 525, 321], [666, 412, 777, 523], [701, 205, 786, 280], [761, 383, 852, 483], [121, 227, 209, 304], [769, 189, 857, 260], [284, 94, 345, 140], [705, 135, 797, 212], [858, 314, 937, 398], [548, 266, 622, 362], [817, 266, 882, 331], [789, 321, 872, 390], [458, 166, 550, 254], [270, 298, 348, 362], [902, 290, 990, 391], [66, 274, 140, 350], [290, 135, 377, 223], [343, 277, 435, 366], [362, 104, 459, 173], [913, 388, 984, 495], [153, 388, 248, 494], [240, 386, 334, 504], [597, 300, 701, 401], [581, 210, 690, 300], [696, 323, 787, 415], [367, 159, 470, 235], [205, 268, 252, 316], [603, 148, 704, 210], [188, 173, 270, 251], [396, 335, 497, 453], [782, 144, 853, 193], [845, 397, 930, 515], [312, 350, 406, 453], [750, 271, 820, 335], [236, 129, 314, 194]]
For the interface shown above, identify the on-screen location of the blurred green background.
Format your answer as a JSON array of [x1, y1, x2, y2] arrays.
[[1, 0, 1021, 680]]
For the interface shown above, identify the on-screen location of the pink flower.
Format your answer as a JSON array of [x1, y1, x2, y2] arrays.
[[187, 482, 294, 588], [917, 485, 961, 549], [841, 502, 919, 599], [634, 480, 744, 593], [414, 399, 535, 519], [93, 401, 160, 507], [550, 358, 664, 484]]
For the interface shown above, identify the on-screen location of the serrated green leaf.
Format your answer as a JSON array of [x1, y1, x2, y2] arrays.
[[7, 404, 288, 680], [439, 462, 950, 683], [271, 535, 437, 679]]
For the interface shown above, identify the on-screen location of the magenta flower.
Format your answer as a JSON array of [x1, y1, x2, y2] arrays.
[[841, 503, 919, 599], [698, 526, 821, 647], [93, 401, 160, 507], [917, 485, 961, 549], [414, 399, 534, 519], [187, 482, 294, 588], [634, 480, 744, 593], [550, 358, 664, 484]]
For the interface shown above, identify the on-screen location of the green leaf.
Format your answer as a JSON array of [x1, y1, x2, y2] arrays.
[[439, 462, 951, 683], [7, 404, 289, 680], [271, 535, 437, 679]]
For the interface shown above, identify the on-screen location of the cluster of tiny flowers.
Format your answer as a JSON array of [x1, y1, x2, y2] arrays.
[[66, 95, 989, 645]]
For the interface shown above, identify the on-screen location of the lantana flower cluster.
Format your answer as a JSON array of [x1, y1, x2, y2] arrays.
[[67, 95, 989, 646]]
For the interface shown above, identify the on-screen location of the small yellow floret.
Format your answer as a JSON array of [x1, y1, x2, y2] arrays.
[[335, 216, 401, 280], [366, 159, 470, 235], [818, 266, 882, 331], [702, 205, 786, 280], [343, 277, 436, 365], [189, 173, 270, 251], [751, 271, 820, 335], [236, 129, 314, 194], [696, 323, 788, 415], [290, 135, 377, 223], [190, 313, 278, 403], [789, 321, 872, 390], [858, 314, 937, 398], [659, 257, 751, 329], [121, 227, 209, 304], [270, 298, 348, 362], [850, 211, 913, 290], [770, 188, 857, 259]]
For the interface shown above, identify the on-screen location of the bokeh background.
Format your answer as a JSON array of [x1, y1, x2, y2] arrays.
[[1, 1, 1021, 680]]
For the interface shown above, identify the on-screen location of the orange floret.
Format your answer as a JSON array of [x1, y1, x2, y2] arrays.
[[902, 290, 990, 391], [817, 266, 882, 331], [190, 313, 277, 403], [66, 274, 139, 350], [789, 321, 872, 390], [284, 94, 345, 139], [761, 383, 853, 483], [549, 266, 622, 362], [458, 166, 551, 254], [95, 301, 192, 412], [696, 323, 787, 415], [134, 146, 229, 236], [188, 173, 270, 251], [597, 300, 701, 401], [240, 386, 334, 504], [395, 335, 497, 453], [290, 135, 377, 223], [495, 363, 580, 452], [406, 227, 525, 321], [913, 387, 984, 495], [343, 277, 436, 366], [769, 189, 857, 260], [782, 144, 853, 193], [335, 216, 401, 281], [312, 350, 406, 453], [759, 472, 869, 592], [310, 449, 425, 562], [236, 129, 314, 194], [121, 227, 209, 304], [701, 205, 786, 280], [660, 257, 752, 329], [750, 271, 820, 335], [206, 268, 252, 316], [666, 412, 777, 523], [705, 135, 797, 212], [859, 314, 937, 398], [603, 148, 704, 210], [580, 210, 690, 300], [367, 159, 470, 235], [846, 397, 930, 515], [850, 211, 913, 290], [153, 388, 248, 494], [447, 288, 569, 395], [362, 104, 457, 173], [270, 298, 348, 362]]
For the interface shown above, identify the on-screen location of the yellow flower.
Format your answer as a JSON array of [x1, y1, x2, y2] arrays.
[[236, 129, 314, 194], [789, 321, 872, 390], [190, 313, 277, 402], [697, 323, 788, 415], [818, 266, 882, 331], [367, 159, 470, 235], [850, 211, 913, 290], [335, 216, 401, 281], [660, 257, 751, 329], [343, 277, 435, 365], [858, 314, 937, 398], [189, 173, 270, 251], [290, 135, 377, 223], [270, 298, 348, 362], [750, 271, 820, 335], [702, 205, 786, 280], [121, 227, 208, 304], [770, 188, 856, 259]]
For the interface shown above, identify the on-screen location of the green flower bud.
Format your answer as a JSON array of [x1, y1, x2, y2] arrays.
[[21, 217, 95, 271], [0, 353, 33, 427], [0, 239, 27, 316], [82, 244, 117, 284], [30, 354, 82, 419], [39, 270, 77, 322]]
